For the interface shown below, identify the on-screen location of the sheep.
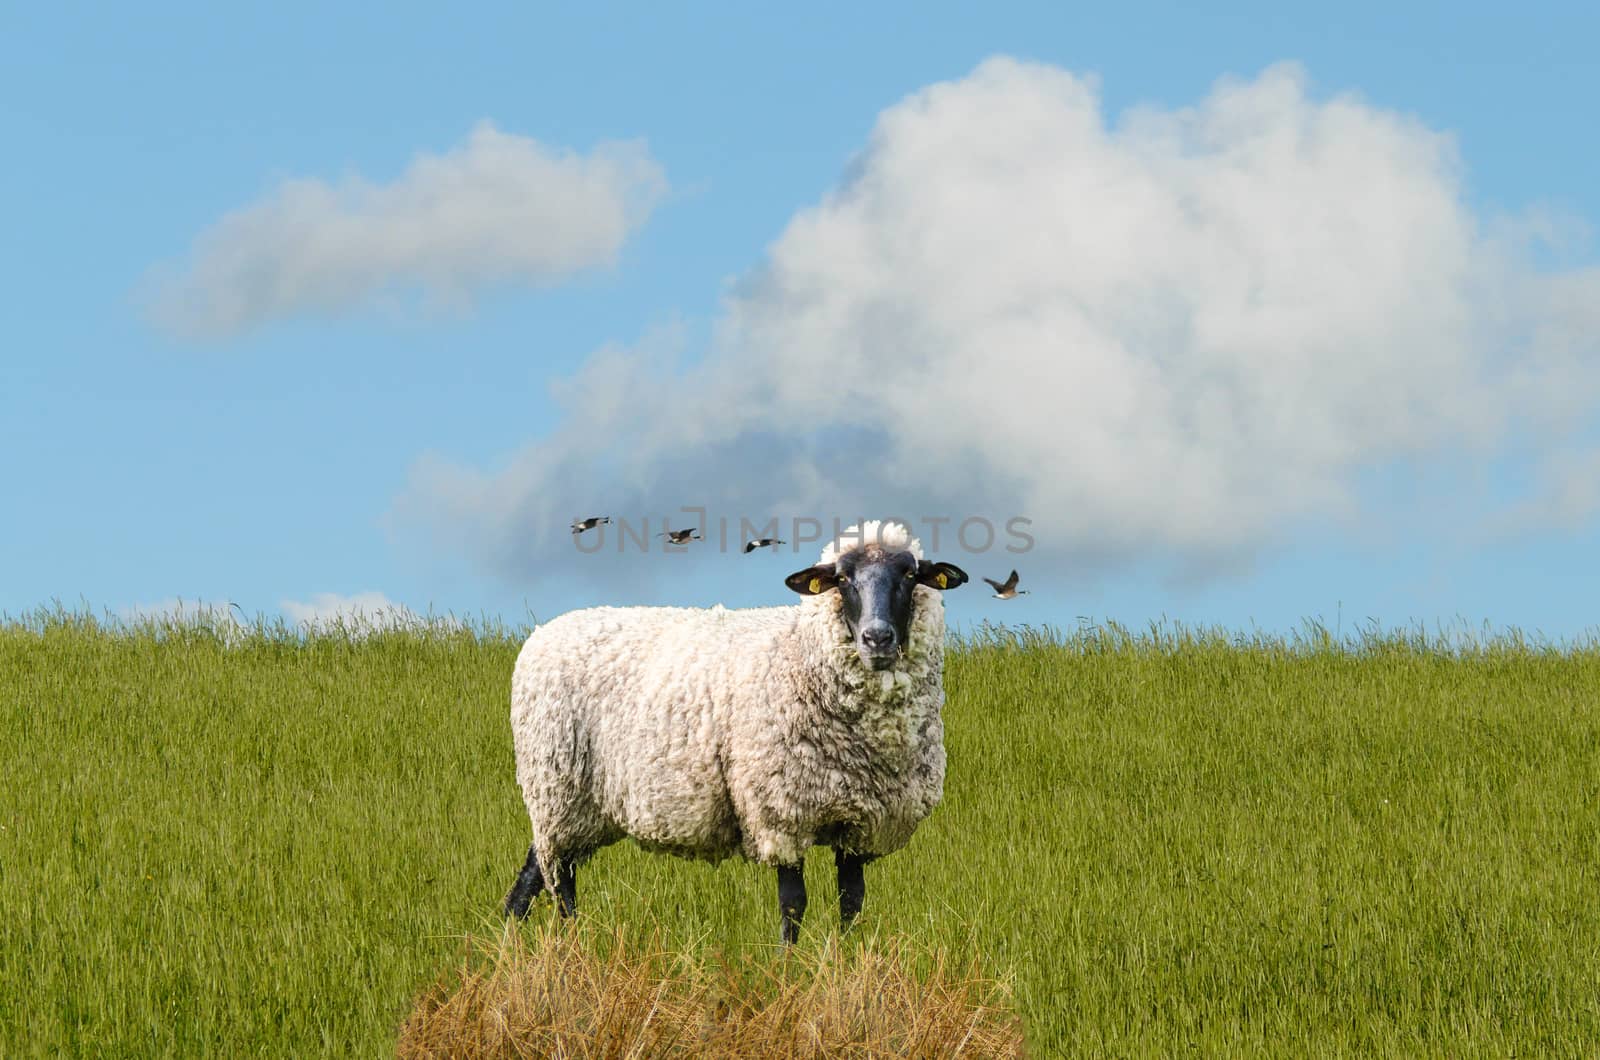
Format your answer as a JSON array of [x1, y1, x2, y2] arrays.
[[502, 520, 969, 943]]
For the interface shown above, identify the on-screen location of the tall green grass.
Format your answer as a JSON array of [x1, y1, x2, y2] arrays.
[[2, 609, 1597, 1056]]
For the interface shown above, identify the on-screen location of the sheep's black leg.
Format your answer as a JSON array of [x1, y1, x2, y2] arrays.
[[777, 861, 807, 945], [503, 843, 544, 919], [835, 848, 866, 931], [553, 858, 577, 918]]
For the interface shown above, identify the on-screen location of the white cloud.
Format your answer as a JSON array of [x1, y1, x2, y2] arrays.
[[279, 591, 428, 633], [1493, 445, 1600, 536], [120, 597, 244, 625], [395, 59, 1600, 584], [146, 121, 667, 339], [118, 598, 251, 643]]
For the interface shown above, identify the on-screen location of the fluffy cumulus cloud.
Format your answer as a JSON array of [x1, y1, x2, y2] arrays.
[[279, 591, 429, 632], [146, 122, 667, 339], [396, 59, 1600, 584]]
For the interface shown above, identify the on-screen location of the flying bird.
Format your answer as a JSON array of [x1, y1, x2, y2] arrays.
[[743, 538, 786, 553], [983, 570, 1029, 600], [660, 528, 703, 545], [571, 516, 611, 535]]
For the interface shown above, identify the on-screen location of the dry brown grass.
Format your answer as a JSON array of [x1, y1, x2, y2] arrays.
[[396, 921, 1025, 1059]]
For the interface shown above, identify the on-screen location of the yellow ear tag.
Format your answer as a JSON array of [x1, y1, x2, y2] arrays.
[[936, 572, 948, 588], [809, 577, 823, 594]]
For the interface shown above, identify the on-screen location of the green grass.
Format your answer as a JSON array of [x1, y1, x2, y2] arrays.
[[2, 610, 1598, 1056]]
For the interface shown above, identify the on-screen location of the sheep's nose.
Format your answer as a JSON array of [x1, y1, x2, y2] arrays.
[[861, 625, 895, 652]]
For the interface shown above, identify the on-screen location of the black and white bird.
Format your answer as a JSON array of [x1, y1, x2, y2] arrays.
[[571, 516, 611, 535], [660, 527, 703, 545], [742, 538, 786, 553], [983, 570, 1029, 600]]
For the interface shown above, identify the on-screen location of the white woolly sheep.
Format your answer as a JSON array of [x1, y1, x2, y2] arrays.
[[502, 520, 969, 942]]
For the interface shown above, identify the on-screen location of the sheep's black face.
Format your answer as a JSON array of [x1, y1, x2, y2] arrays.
[[786, 548, 969, 671], [835, 547, 918, 670]]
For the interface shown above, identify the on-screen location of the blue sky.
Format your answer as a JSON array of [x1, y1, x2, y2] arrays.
[[4, 3, 1599, 638]]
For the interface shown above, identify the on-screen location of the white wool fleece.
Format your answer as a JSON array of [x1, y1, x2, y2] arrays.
[[818, 518, 924, 565], [510, 522, 948, 876]]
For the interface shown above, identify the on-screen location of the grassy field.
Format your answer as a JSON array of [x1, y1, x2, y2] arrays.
[[2, 610, 1598, 1056]]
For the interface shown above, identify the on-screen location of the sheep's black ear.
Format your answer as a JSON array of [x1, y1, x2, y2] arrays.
[[916, 560, 968, 591], [785, 564, 839, 595]]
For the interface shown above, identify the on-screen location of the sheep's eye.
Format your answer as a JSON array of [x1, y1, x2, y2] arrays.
[[904, 568, 916, 580], [836, 574, 850, 586]]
